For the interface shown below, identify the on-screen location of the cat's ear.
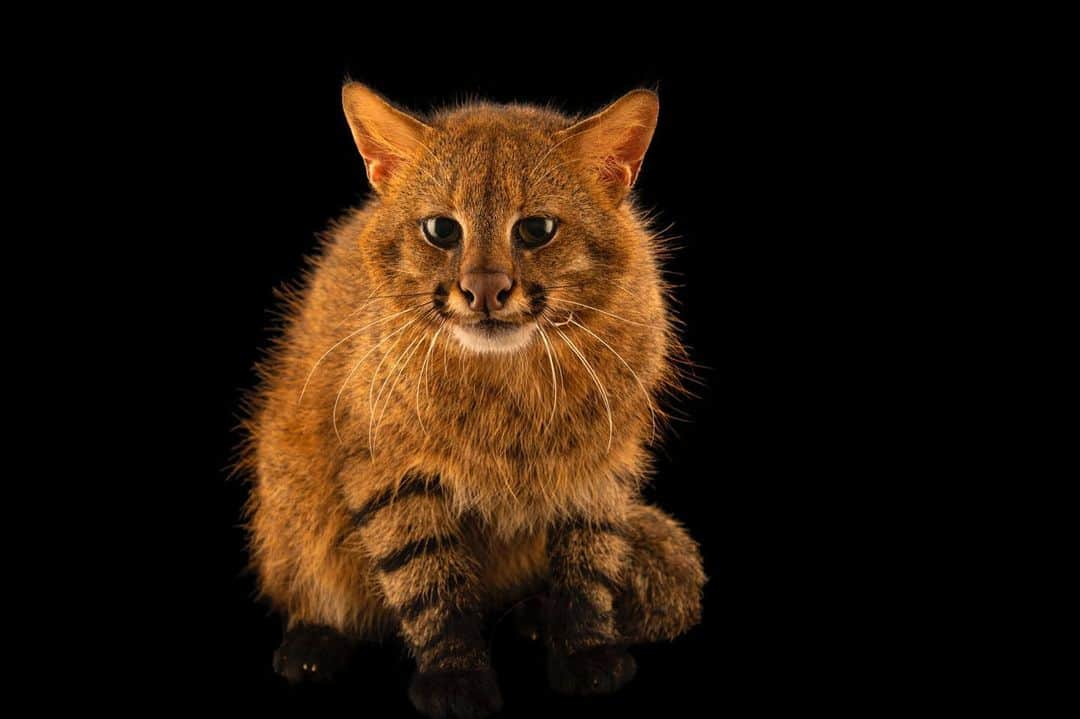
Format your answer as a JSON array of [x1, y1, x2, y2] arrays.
[[342, 83, 432, 192], [558, 89, 659, 199]]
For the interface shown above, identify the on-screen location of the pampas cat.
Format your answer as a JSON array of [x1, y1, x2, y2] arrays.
[[243, 83, 705, 718]]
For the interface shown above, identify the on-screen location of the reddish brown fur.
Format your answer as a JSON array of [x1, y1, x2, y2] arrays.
[[241, 84, 704, 706]]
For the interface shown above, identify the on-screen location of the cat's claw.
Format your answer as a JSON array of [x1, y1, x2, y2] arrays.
[[546, 645, 636, 695], [408, 666, 504, 719], [272, 623, 354, 684]]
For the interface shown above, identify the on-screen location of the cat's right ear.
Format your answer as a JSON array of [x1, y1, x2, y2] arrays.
[[342, 83, 432, 193]]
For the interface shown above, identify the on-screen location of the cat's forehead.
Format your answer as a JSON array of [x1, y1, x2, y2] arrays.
[[432, 103, 572, 135], [430, 106, 570, 161], [421, 105, 576, 207]]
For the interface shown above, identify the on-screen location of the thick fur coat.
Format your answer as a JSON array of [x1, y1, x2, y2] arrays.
[[241, 84, 704, 717]]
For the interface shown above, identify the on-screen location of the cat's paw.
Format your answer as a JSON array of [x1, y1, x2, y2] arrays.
[[408, 666, 503, 719], [272, 623, 354, 684], [511, 594, 550, 643], [546, 645, 636, 695]]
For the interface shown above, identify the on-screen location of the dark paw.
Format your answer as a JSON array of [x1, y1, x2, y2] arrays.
[[547, 645, 636, 695], [272, 623, 354, 684], [408, 666, 503, 719], [511, 595, 550, 643]]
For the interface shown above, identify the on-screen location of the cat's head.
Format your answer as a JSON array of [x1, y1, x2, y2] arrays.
[[342, 83, 660, 355]]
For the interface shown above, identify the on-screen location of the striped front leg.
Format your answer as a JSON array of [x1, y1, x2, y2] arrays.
[[545, 516, 638, 695], [349, 473, 502, 718]]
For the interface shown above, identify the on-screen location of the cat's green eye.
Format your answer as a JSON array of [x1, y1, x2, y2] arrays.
[[422, 216, 462, 249], [515, 216, 558, 249]]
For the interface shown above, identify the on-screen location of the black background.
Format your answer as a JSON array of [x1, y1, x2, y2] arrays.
[[152, 31, 900, 715]]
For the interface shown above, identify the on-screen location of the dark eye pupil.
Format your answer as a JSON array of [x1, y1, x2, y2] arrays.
[[433, 217, 455, 238], [518, 217, 556, 247]]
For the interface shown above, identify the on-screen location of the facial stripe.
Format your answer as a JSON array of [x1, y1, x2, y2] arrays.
[[526, 282, 548, 316]]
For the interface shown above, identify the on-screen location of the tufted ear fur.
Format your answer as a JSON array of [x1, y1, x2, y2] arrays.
[[342, 83, 432, 192], [557, 89, 659, 200]]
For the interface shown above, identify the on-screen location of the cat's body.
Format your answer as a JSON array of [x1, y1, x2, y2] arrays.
[[243, 85, 704, 717]]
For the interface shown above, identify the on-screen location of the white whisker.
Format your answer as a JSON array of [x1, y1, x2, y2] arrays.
[[335, 284, 384, 329], [553, 328, 613, 452], [536, 323, 559, 430], [566, 317, 658, 444], [331, 310, 431, 443], [299, 303, 425, 404], [368, 311, 434, 453], [548, 298, 655, 329], [415, 320, 446, 437], [337, 289, 439, 327], [549, 311, 574, 327], [372, 332, 426, 448]]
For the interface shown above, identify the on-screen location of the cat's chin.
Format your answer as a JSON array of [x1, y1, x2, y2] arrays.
[[451, 322, 537, 355]]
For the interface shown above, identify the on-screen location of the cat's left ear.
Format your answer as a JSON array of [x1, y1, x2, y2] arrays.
[[558, 89, 659, 200], [342, 82, 432, 192]]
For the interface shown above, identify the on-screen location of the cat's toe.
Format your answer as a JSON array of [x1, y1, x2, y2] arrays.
[[273, 623, 354, 684], [408, 666, 503, 719], [546, 645, 636, 695]]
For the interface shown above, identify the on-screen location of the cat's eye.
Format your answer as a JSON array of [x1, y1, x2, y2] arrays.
[[515, 217, 558, 249], [421, 216, 462, 249]]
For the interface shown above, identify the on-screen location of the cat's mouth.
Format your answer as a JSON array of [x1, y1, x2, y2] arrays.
[[451, 318, 537, 354], [474, 318, 515, 332]]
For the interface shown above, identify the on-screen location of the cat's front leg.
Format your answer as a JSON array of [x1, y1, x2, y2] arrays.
[[545, 514, 638, 695], [348, 472, 502, 719]]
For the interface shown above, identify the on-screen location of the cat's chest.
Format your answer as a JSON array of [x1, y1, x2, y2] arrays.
[[409, 424, 642, 538], [427, 376, 616, 455], [376, 353, 647, 528]]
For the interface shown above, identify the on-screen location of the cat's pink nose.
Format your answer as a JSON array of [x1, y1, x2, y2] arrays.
[[459, 271, 513, 313]]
